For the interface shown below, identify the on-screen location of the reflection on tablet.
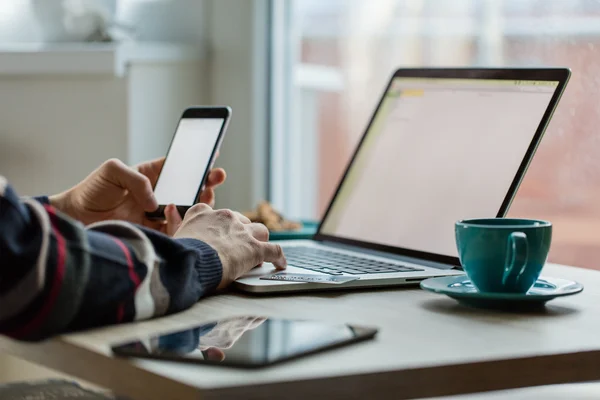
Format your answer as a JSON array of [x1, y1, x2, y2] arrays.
[[111, 316, 377, 368]]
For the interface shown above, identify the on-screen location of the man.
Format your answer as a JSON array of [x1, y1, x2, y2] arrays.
[[0, 157, 287, 341]]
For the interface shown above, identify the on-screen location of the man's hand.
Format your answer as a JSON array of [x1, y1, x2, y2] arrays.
[[49, 158, 226, 235], [174, 204, 287, 289], [199, 316, 266, 350]]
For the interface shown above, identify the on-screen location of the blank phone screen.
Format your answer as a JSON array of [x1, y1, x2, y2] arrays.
[[154, 118, 225, 206]]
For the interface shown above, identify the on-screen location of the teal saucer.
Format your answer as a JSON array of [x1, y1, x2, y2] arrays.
[[420, 275, 583, 310]]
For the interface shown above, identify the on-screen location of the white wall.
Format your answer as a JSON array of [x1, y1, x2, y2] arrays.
[[0, 74, 127, 195], [207, 0, 270, 211], [0, 50, 205, 196], [0, 1, 207, 44], [0, 0, 269, 210], [118, 0, 207, 42], [127, 61, 207, 165]]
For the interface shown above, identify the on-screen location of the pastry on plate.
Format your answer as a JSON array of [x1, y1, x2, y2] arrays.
[[243, 201, 302, 232]]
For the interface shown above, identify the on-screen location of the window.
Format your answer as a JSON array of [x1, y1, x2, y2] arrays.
[[270, 0, 600, 269]]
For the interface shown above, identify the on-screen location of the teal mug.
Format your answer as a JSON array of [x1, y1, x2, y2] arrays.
[[455, 218, 552, 293]]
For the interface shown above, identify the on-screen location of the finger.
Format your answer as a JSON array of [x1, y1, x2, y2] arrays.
[[197, 169, 227, 205], [136, 156, 165, 170], [136, 157, 166, 187], [197, 169, 226, 206], [105, 159, 158, 211], [247, 223, 269, 242], [198, 188, 215, 207], [165, 204, 183, 236], [205, 168, 226, 188], [143, 218, 167, 232], [259, 242, 287, 270], [203, 348, 226, 362]]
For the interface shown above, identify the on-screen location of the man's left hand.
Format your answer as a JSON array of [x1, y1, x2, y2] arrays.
[[49, 157, 226, 236]]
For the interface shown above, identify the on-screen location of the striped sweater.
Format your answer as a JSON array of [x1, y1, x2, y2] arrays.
[[0, 176, 223, 341]]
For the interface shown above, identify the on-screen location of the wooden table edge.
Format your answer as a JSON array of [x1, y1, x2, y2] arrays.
[[3, 335, 600, 400]]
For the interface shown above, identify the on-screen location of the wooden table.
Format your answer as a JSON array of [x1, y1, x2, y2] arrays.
[[2, 263, 600, 400]]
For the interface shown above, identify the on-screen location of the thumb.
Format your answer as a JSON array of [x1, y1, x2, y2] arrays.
[[165, 204, 183, 236], [104, 159, 158, 211]]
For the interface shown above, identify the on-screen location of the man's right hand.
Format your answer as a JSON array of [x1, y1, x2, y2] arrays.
[[174, 204, 287, 289]]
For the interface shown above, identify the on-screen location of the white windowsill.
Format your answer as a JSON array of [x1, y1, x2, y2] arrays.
[[0, 42, 206, 77], [301, 17, 600, 38]]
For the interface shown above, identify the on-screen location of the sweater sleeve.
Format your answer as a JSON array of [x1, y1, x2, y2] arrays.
[[0, 176, 222, 341]]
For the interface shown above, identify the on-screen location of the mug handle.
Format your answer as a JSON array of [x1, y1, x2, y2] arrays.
[[502, 232, 529, 287]]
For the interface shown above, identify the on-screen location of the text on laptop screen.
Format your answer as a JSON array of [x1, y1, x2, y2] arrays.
[[320, 77, 559, 258]]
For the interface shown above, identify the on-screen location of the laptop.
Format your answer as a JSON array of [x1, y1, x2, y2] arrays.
[[235, 67, 571, 294]]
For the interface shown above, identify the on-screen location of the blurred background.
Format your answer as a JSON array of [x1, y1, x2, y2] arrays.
[[1, 0, 600, 270]]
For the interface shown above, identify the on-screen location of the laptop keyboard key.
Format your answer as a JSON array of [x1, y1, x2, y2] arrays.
[[339, 269, 365, 275], [283, 246, 425, 275]]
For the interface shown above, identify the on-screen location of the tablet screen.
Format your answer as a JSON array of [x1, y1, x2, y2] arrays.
[[111, 316, 377, 368]]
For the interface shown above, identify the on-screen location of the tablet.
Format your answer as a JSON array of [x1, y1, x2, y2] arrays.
[[111, 316, 378, 369]]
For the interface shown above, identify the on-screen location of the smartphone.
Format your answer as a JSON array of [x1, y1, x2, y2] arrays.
[[146, 106, 231, 219], [111, 316, 378, 369]]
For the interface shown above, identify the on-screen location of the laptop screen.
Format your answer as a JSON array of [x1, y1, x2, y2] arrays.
[[319, 76, 560, 259]]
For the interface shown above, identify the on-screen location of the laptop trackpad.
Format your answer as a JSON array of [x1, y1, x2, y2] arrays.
[[260, 273, 360, 284]]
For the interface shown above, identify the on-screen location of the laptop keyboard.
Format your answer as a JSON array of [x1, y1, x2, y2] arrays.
[[282, 246, 424, 275]]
